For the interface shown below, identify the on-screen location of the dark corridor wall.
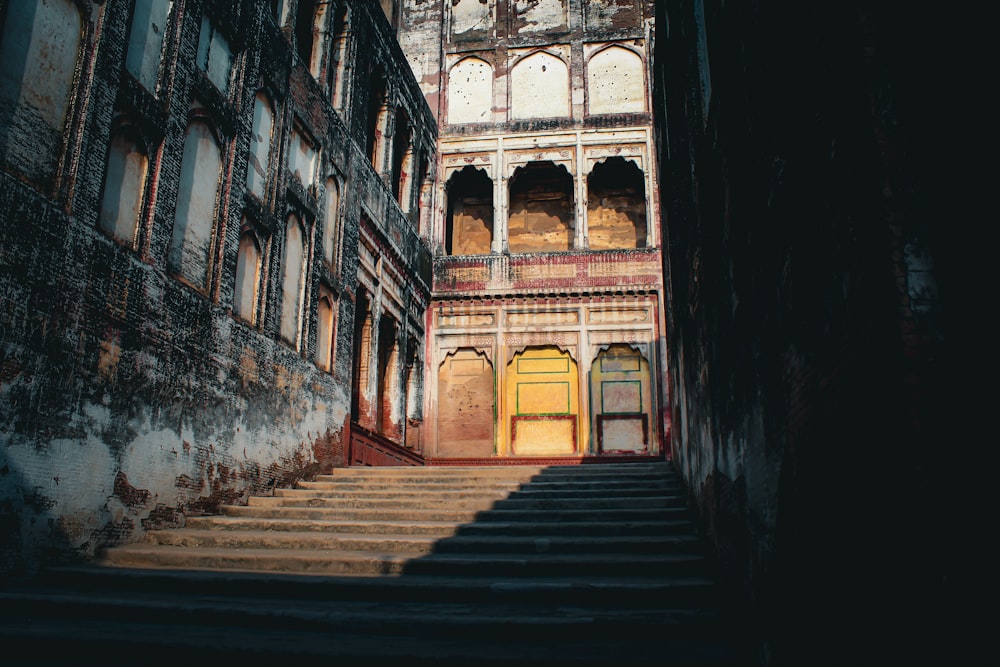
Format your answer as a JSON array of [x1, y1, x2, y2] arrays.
[[653, 2, 947, 665]]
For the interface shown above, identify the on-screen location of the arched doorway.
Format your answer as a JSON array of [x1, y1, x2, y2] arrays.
[[590, 344, 654, 454], [505, 346, 579, 456]]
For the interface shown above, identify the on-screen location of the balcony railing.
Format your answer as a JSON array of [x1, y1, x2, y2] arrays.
[[433, 248, 663, 296]]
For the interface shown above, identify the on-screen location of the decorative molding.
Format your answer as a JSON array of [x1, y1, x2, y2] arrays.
[[506, 310, 579, 326], [443, 153, 495, 180], [438, 312, 497, 328], [505, 148, 574, 178], [587, 307, 651, 324]]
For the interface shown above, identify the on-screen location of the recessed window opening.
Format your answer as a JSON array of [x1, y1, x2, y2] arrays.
[[507, 161, 574, 253], [445, 166, 493, 255], [587, 157, 647, 250]]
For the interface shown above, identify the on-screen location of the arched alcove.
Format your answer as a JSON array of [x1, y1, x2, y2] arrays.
[[437, 349, 495, 458], [280, 214, 305, 346], [508, 161, 574, 253], [246, 92, 274, 199], [446, 166, 494, 255], [510, 51, 569, 120], [0, 0, 84, 189], [233, 229, 262, 325], [99, 126, 148, 247], [590, 344, 654, 454], [447, 57, 493, 124], [587, 156, 647, 249], [170, 119, 221, 289], [506, 346, 579, 456], [587, 45, 645, 115]]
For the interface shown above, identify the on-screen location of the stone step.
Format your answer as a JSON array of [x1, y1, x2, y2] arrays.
[[275, 486, 677, 500], [247, 495, 681, 510], [0, 572, 744, 667], [142, 528, 701, 555], [96, 545, 710, 577], [298, 479, 682, 492], [23, 566, 725, 608], [220, 504, 692, 523], [0, 618, 742, 667], [0, 587, 727, 641], [185, 515, 696, 537], [319, 468, 676, 484], [0, 461, 746, 666]]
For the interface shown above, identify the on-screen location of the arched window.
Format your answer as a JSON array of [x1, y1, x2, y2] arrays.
[[447, 57, 492, 124], [280, 215, 305, 346], [510, 52, 569, 120], [315, 286, 335, 372], [290, 124, 317, 186], [246, 92, 274, 199], [328, 4, 351, 109], [126, 0, 171, 92], [322, 177, 340, 266], [170, 120, 221, 289], [391, 108, 412, 205], [295, 0, 317, 67], [365, 65, 387, 169], [0, 0, 83, 188], [376, 316, 398, 436], [98, 127, 148, 247], [587, 46, 645, 115], [351, 291, 373, 424], [196, 15, 232, 93], [233, 231, 262, 324]]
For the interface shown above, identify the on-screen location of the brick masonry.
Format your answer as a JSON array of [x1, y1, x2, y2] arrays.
[[0, 0, 435, 574]]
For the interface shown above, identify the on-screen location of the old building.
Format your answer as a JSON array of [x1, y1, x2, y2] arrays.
[[0, 0, 666, 573], [0, 0, 436, 572], [1, 4, 948, 666], [400, 0, 666, 463]]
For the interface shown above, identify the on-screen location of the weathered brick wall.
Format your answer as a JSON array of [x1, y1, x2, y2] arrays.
[[653, 1, 944, 664], [0, 0, 435, 574]]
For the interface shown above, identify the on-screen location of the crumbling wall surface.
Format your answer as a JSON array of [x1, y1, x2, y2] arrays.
[[0, 0, 436, 575], [654, 1, 944, 665], [0, 176, 348, 573]]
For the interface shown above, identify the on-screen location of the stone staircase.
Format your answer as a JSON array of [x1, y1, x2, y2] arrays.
[[0, 462, 749, 666]]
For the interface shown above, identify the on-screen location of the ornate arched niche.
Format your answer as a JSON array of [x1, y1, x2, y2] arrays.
[[436, 348, 495, 458], [505, 346, 580, 457], [589, 344, 655, 455]]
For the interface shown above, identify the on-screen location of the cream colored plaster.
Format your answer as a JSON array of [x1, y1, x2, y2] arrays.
[[510, 51, 570, 120], [448, 57, 493, 124], [586, 45, 646, 116], [513, 0, 567, 33], [450, 0, 495, 39], [506, 310, 579, 326]]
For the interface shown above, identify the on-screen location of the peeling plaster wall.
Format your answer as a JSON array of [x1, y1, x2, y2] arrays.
[[0, 0, 436, 574], [400, 1, 654, 128]]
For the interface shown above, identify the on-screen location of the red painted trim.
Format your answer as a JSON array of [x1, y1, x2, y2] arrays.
[[348, 423, 424, 466]]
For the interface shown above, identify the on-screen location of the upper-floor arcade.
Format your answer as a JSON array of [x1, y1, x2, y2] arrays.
[[433, 128, 658, 258]]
